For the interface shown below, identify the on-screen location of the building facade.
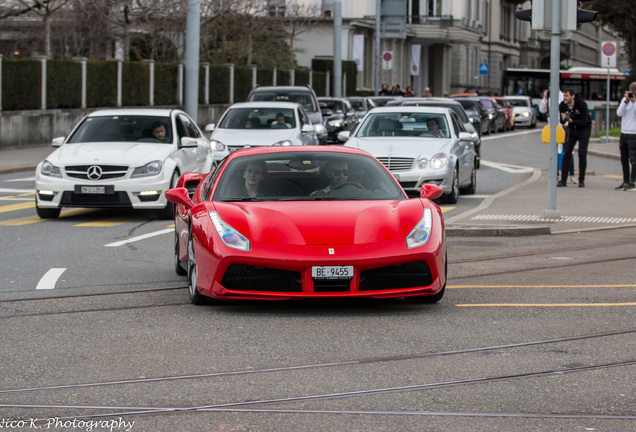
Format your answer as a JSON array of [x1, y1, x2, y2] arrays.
[[291, 0, 622, 97]]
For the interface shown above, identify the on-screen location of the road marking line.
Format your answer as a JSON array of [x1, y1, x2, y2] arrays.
[[76, 217, 137, 227], [105, 228, 173, 247], [0, 215, 42, 226], [36, 268, 67, 290], [0, 202, 35, 213], [0, 188, 34, 193], [480, 160, 535, 174], [457, 303, 636, 307], [439, 206, 454, 213]]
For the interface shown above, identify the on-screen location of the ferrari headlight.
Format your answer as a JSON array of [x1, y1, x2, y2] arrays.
[[273, 140, 292, 146], [406, 207, 432, 248], [209, 211, 250, 251], [41, 160, 62, 177], [429, 153, 448, 170], [210, 140, 226, 151], [328, 119, 343, 127], [131, 160, 163, 178]]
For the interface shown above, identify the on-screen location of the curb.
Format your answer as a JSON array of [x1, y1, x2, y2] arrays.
[[0, 164, 38, 175], [446, 224, 552, 237]]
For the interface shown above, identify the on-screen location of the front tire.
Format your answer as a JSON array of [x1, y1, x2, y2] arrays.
[[187, 228, 207, 305], [174, 229, 187, 276], [460, 163, 477, 195], [443, 166, 460, 204]]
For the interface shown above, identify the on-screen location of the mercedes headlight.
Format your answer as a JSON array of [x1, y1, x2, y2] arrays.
[[429, 153, 448, 170], [209, 211, 250, 251], [210, 140, 226, 151], [418, 158, 428, 169], [131, 160, 163, 178], [41, 160, 61, 177], [406, 207, 432, 248]]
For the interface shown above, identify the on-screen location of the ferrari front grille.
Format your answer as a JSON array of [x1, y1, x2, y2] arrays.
[[221, 264, 302, 292], [376, 157, 414, 172], [359, 261, 433, 291]]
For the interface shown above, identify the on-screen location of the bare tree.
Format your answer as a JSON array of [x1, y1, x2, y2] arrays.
[[14, 0, 72, 58], [275, 0, 322, 66]]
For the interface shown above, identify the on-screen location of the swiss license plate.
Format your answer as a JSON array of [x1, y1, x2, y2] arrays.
[[76, 185, 114, 195], [311, 265, 354, 280], [80, 186, 105, 194]]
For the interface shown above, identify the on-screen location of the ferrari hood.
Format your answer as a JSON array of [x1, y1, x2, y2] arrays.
[[47, 142, 174, 167], [211, 129, 297, 147], [345, 137, 450, 157], [213, 200, 427, 246]]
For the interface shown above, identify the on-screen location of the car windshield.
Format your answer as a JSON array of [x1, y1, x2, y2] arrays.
[[67, 115, 172, 144], [250, 91, 317, 113], [356, 113, 450, 138], [320, 100, 344, 113], [213, 152, 405, 202], [348, 99, 367, 111], [507, 98, 530, 107], [457, 100, 479, 112], [218, 107, 296, 129]]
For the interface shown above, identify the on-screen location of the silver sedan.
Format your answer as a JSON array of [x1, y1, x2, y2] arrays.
[[339, 106, 477, 203]]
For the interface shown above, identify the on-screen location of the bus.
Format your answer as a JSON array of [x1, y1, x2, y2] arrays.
[[501, 67, 626, 105]]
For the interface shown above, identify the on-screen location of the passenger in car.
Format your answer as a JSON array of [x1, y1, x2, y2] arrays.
[[311, 160, 349, 195]]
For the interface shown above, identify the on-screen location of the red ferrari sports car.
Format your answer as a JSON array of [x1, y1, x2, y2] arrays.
[[166, 146, 446, 305]]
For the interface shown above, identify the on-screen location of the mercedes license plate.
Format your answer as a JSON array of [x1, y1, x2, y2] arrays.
[[76, 185, 114, 195], [311, 266, 353, 280]]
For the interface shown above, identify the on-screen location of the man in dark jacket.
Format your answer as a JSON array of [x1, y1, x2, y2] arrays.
[[558, 89, 591, 187]]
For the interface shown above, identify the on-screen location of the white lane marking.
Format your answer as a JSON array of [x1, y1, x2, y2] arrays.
[[105, 228, 173, 247], [5, 176, 36, 182], [480, 160, 535, 174], [0, 188, 35, 193], [36, 268, 67, 290], [481, 129, 541, 141]]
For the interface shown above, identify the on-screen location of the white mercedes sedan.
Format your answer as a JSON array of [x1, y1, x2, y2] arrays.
[[35, 108, 214, 219], [206, 101, 318, 160], [340, 106, 477, 203]]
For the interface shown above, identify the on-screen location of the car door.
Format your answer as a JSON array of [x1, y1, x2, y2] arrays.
[[450, 112, 474, 185], [297, 107, 317, 145], [176, 113, 210, 173]]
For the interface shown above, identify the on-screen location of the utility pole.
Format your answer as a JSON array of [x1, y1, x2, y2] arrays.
[[184, 0, 200, 123], [333, 0, 342, 97]]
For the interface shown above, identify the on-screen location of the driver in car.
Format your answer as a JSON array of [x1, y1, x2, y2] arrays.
[[312, 160, 349, 195]]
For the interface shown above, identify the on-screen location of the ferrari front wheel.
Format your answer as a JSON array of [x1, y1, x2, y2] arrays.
[[187, 228, 206, 305]]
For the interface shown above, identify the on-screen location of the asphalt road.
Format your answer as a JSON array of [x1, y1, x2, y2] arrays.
[[1, 128, 634, 431]]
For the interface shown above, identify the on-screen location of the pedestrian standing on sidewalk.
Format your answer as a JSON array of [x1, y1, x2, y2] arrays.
[[558, 92, 577, 183], [615, 82, 636, 190], [557, 89, 592, 188]]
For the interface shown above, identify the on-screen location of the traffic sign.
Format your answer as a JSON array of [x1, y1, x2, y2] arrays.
[[382, 51, 393, 70], [479, 63, 489, 76], [600, 41, 617, 68]]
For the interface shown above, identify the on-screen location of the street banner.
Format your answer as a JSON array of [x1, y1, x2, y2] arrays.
[[352, 35, 364, 72], [410, 44, 421, 76]]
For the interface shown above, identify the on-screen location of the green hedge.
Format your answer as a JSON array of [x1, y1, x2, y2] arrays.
[[1, 58, 40, 110], [311, 58, 357, 96], [155, 62, 179, 106], [87, 61, 117, 108], [1, 58, 356, 110], [47, 60, 81, 109], [122, 61, 150, 106]]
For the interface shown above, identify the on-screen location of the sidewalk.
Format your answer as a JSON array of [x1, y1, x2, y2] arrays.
[[1, 138, 632, 236]]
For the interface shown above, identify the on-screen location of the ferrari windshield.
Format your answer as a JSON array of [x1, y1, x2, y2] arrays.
[[67, 115, 172, 143], [213, 151, 406, 202], [356, 113, 450, 138], [218, 108, 297, 130]]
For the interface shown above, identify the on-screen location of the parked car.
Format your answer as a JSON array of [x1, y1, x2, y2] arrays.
[[34, 109, 215, 220], [399, 97, 482, 168], [167, 146, 447, 305], [206, 102, 317, 159], [339, 106, 477, 203], [478, 96, 506, 133], [246, 85, 327, 144], [317, 97, 358, 143], [453, 97, 491, 136], [493, 96, 515, 131], [346, 96, 376, 120], [504, 95, 537, 128]]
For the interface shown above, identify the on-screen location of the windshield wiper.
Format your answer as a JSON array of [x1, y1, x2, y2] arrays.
[[218, 197, 264, 202]]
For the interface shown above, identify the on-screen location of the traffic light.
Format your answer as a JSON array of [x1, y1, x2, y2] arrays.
[[576, 0, 597, 29], [515, 0, 597, 31]]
